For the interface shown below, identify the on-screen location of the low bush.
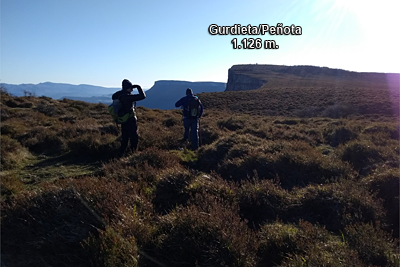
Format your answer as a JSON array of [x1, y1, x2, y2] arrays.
[[83, 227, 138, 267], [238, 179, 292, 228], [365, 168, 400, 238], [67, 133, 117, 157], [323, 125, 358, 147], [1, 188, 104, 267], [0, 135, 29, 170], [143, 200, 256, 267], [258, 220, 365, 267], [0, 171, 25, 201], [345, 223, 399, 267], [152, 169, 193, 214], [218, 116, 247, 131], [138, 121, 182, 151], [35, 102, 62, 117], [293, 181, 387, 233], [204, 138, 352, 188], [323, 103, 357, 118], [338, 140, 384, 173], [19, 126, 65, 154]]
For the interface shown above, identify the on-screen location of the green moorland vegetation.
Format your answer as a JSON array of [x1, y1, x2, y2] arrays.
[[1, 84, 399, 267]]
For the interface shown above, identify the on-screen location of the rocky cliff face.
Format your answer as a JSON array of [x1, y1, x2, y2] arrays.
[[225, 67, 266, 91]]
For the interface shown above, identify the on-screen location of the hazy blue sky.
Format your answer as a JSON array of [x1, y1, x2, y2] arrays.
[[1, 0, 399, 88]]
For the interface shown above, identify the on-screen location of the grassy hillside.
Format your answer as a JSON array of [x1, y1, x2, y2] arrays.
[[1, 87, 399, 267], [204, 65, 399, 118]]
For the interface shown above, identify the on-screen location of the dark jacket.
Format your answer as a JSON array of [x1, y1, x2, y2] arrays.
[[112, 86, 146, 116], [175, 93, 204, 119]]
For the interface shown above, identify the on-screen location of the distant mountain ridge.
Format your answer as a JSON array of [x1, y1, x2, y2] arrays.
[[138, 80, 226, 109], [1, 81, 226, 108], [1, 82, 120, 100]]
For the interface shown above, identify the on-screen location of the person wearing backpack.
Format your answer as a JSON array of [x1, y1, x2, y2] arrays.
[[175, 88, 203, 150], [112, 79, 146, 156]]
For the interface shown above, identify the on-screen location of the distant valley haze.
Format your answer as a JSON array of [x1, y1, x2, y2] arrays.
[[1, 80, 226, 110]]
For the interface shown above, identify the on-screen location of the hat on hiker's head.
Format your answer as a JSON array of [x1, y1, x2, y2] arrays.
[[122, 79, 133, 90], [186, 88, 193, 95]]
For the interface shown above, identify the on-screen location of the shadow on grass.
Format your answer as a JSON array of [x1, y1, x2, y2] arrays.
[[19, 153, 115, 183]]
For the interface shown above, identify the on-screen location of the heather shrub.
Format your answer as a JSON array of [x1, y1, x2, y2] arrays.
[[258, 221, 365, 267], [185, 173, 238, 206], [101, 158, 142, 183], [99, 123, 119, 135], [90, 102, 107, 112], [4, 99, 19, 108], [152, 170, 238, 215], [1, 121, 23, 137], [210, 138, 352, 188], [4, 97, 34, 108], [65, 99, 91, 113], [68, 176, 154, 227], [238, 179, 292, 228], [323, 103, 356, 118], [1, 188, 103, 267], [171, 148, 198, 164], [101, 148, 181, 186], [295, 106, 321, 117], [152, 169, 194, 214], [365, 168, 400, 238], [19, 126, 65, 154], [199, 125, 220, 145], [293, 181, 386, 233], [66, 133, 118, 157], [323, 125, 358, 147], [83, 227, 138, 267], [0, 171, 25, 200], [144, 200, 256, 267], [162, 116, 180, 127], [257, 222, 300, 266], [338, 140, 384, 173], [35, 101, 62, 117], [0, 135, 29, 170], [197, 133, 265, 172], [274, 119, 299, 125], [345, 223, 399, 267], [129, 147, 181, 170], [218, 116, 247, 130], [1, 105, 12, 121], [138, 121, 182, 150], [260, 144, 350, 188], [363, 124, 400, 139]]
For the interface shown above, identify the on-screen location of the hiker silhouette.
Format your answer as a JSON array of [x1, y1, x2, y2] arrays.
[[112, 79, 146, 156], [175, 88, 204, 150]]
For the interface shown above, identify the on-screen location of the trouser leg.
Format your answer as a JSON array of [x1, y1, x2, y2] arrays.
[[183, 119, 190, 141], [120, 120, 138, 155], [119, 123, 129, 155], [190, 119, 199, 150], [129, 122, 138, 151]]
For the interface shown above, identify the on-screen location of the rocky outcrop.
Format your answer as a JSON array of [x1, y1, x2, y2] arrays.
[[225, 67, 266, 91]]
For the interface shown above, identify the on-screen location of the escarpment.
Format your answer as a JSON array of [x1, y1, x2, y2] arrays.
[[225, 66, 267, 91]]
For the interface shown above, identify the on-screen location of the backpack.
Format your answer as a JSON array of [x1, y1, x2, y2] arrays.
[[186, 96, 201, 118], [108, 95, 133, 124]]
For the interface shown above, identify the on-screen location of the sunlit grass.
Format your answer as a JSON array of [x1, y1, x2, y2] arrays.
[[1, 87, 398, 267]]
